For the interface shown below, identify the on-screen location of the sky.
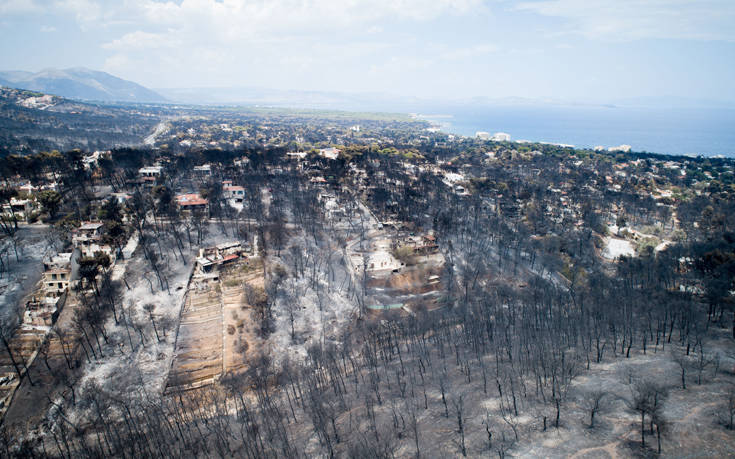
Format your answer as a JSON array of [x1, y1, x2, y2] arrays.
[[1, 0, 734, 105]]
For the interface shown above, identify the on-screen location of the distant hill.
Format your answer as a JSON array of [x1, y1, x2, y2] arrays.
[[0, 86, 161, 155], [0, 67, 166, 103], [156, 86, 428, 112]]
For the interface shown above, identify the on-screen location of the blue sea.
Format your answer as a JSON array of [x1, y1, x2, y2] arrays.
[[417, 105, 735, 158]]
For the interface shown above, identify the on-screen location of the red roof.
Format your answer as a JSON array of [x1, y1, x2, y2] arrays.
[[176, 194, 208, 206], [222, 254, 239, 262]]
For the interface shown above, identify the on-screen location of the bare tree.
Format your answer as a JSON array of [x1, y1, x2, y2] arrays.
[[452, 395, 467, 457], [582, 390, 609, 428], [721, 386, 735, 430]]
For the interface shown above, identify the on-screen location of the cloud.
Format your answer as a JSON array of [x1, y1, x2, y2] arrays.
[[77, 0, 482, 88], [40, 25, 56, 32], [58, 0, 485, 34], [439, 43, 498, 60], [0, 0, 44, 14], [516, 0, 735, 42], [102, 30, 181, 50]]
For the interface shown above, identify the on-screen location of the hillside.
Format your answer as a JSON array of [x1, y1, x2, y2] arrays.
[[0, 87, 161, 154], [0, 67, 166, 103]]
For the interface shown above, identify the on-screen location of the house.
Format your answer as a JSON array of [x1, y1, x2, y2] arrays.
[[138, 166, 162, 187], [401, 234, 439, 255], [419, 234, 439, 254], [223, 183, 245, 202], [234, 157, 250, 167], [2, 197, 36, 221], [42, 252, 72, 297], [138, 166, 162, 178], [82, 150, 107, 170], [319, 147, 341, 160], [72, 221, 103, 245], [24, 296, 61, 327], [109, 192, 131, 204], [193, 164, 212, 176], [195, 242, 246, 274], [72, 222, 114, 258], [286, 152, 308, 160], [176, 193, 209, 214], [78, 242, 114, 259], [608, 144, 632, 153]]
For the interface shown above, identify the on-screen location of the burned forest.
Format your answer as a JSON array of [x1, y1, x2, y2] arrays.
[[0, 99, 734, 458]]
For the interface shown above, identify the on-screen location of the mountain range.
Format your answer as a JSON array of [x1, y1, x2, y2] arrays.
[[0, 67, 166, 103]]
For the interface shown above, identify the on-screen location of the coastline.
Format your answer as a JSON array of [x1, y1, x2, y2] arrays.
[[415, 105, 735, 158]]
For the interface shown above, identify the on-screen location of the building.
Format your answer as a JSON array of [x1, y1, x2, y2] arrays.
[[176, 193, 209, 213], [195, 241, 247, 274], [608, 144, 632, 153], [42, 252, 72, 297], [2, 197, 36, 221], [82, 150, 108, 170], [492, 132, 511, 142], [234, 157, 250, 167], [401, 234, 439, 255], [193, 164, 212, 176], [475, 131, 490, 140], [138, 166, 162, 178], [72, 221, 103, 245], [223, 182, 245, 202], [109, 192, 132, 204], [286, 152, 308, 160], [78, 242, 114, 259], [72, 222, 115, 258], [319, 147, 341, 160], [138, 166, 162, 187]]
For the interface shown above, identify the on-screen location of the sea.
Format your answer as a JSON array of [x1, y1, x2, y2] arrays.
[[416, 105, 735, 158]]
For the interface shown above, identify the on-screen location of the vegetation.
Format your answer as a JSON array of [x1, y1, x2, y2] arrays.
[[0, 91, 734, 458]]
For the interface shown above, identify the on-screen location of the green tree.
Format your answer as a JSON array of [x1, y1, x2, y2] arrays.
[[37, 190, 62, 221]]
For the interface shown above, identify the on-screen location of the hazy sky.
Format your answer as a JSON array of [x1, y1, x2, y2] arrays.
[[1, 0, 734, 104]]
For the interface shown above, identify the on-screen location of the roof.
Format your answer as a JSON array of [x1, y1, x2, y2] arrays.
[[44, 252, 72, 267], [224, 185, 245, 192], [222, 254, 239, 262], [176, 194, 208, 206], [79, 222, 103, 230], [197, 257, 214, 267], [216, 241, 241, 250]]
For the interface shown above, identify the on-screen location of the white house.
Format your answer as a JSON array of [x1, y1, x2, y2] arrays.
[[319, 147, 341, 160], [138, 166, 162, 178]]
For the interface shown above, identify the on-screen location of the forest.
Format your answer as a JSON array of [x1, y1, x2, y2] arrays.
[[0, 105, 734, 458]]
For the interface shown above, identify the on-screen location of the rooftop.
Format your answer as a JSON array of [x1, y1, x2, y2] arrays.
[[79, 221, 103, 231], [176, 193, 209, 206]]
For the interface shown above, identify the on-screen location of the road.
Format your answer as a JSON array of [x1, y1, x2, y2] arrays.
[[143, 120, 169, 146]]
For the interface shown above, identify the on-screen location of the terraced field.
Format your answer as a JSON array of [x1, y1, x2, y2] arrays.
[[166, 260, 263, 392], [165, 280, 223, 392]]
